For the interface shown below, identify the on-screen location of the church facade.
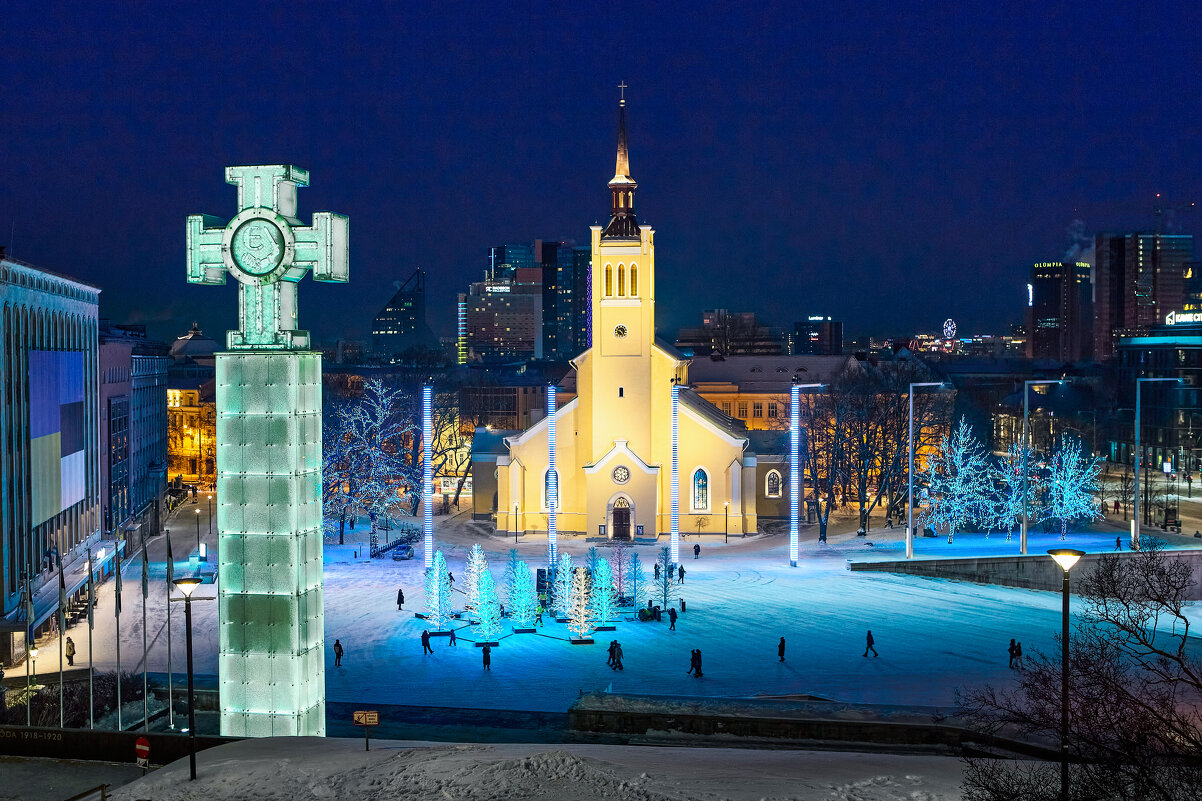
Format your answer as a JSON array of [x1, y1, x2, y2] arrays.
[[475, 100, 779, 540]]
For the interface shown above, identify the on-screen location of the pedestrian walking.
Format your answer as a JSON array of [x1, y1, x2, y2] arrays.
[[1007, 638, 1017, 669], [421, 630, 433, 654], [607, 640, 616, 666], [863, 630, 878, 658], [448, 572, 455, 588], [1113, 499, 1120, 515], [1015, 641, 1025, 670], [654, 563, 660, 580], [397, 587, 405, 610], [778, 636, 786, 662], [687, 649, 698, 676], [448, 627, 457, 646], [695, 649, 703, 678], [668, 608, 677, 631], [693, 543, 700, 559], [535, 605, 545, 627], [680, 599, 686, 613], [612, 642, 624, 671], [678, 565, 685, 583], [333, 639, 344, 666], [1116, 536, 1122, 551], [482, 644, 491, 671], [65, 636, 76, 667]]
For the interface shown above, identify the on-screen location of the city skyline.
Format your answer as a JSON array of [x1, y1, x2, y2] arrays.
[[2, 2, 1200, 348]]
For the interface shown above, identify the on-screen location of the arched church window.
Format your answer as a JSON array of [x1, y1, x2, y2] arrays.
[[692, 468, 709, 510], [630, 263, 637, 295], [544, 468, 559, 510], [605, 265, 612, 296], [766, 470, 782, 498], [618, 264, 625, 296]]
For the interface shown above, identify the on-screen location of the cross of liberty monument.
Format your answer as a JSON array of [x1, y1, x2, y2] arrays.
[[186, 165, 348, 736]]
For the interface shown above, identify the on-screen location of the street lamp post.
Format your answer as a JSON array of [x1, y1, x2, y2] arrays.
[[30, 645, 38, 686], [1048, 548, 1085, 801], [513, 502, 519, 545], [907, 382, 950, 559], [207, 494, 212, 536], [1133, 377, 1182, 550], [173, 577, 203, 781], [724, 501, 729, 544], [194, 508, 201, 555], [1021, 380, 1066, 555]]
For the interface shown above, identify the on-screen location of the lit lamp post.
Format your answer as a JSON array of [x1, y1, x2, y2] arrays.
[[207, 494, 213, 536], [724, 501, 729, 544], [907, 382, 950, 559], [29, 645, 38, 686], [513, 502, 519, 545], [1021, 380, 1066, 555], [1048, 548, 1085, 801], [173, 576, 203, 781], [1133, 377, 1182, 550], [194, 508, 201, 555]]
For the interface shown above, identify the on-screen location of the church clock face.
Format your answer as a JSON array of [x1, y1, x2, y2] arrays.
[[231, 219, 285, 276], [613, 324, 628, 338], [612, 465, 630, 484]]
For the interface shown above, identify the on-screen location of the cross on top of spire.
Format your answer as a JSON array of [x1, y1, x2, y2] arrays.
[[618, 81, 628, 106]]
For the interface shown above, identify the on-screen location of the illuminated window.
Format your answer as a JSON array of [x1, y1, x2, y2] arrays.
[[752, 402, 763, 418], [605, 265, 612, 296], [630, 263, 637, 295], [618, 264, 625, 296], [737, 402, 748, 418], [692, 468, 709, 511], [721, 402, 731, 415], [767, 402, 778, 418], [766, 470, 782, 498]]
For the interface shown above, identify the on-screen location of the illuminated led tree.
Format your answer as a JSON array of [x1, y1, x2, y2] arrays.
[[567, 568, 595, 640], [626, 552, 646, 607], [472, 569, 503, 642], [586, 546, 600, 577], [187, 165, 347, 737], [988, 442, 1041, 541], [502, 548, 521, 608], [589, 558, 617, 624], [508, 560, 538, 629], [424, 551, 454, 631], [1041, 436, 1103, 539], [656, 546, 676, 610], [611, 539, 631, 602], [552, 552, 574, 617], [464, 544, 488, 621], [919, 418, 991, 543]]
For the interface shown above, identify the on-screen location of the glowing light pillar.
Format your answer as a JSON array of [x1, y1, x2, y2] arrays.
[[422, 382, 434, 570], [670, 381, 680, 564], [187, 165, 348, 738], [546, 384, 558, 566], [789, 381, 800, 566]]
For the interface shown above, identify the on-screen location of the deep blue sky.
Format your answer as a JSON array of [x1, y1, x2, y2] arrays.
[[2, 1, 1199, 346]]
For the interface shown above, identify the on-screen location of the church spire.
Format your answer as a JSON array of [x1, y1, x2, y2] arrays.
[[603, 83, 639, 239]]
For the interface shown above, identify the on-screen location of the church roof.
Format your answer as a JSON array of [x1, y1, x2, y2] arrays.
[[471, 426, 520, 456], [678, 387, 747, 440]]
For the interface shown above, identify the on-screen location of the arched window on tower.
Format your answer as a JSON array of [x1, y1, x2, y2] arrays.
[[605, 265, 612, 297], [692, 468, 709, 511], [765, 470, 782, 498], [618, 263, 625, 296], [630, 263, 637, 296]]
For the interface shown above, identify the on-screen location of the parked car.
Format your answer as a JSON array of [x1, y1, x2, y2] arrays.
[[391, 544, 415, 561]]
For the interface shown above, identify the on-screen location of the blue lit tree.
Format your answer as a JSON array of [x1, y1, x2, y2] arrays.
[[988, 442, 1041, 541], [464, 543, 488, 621], [567, 567, 595, 640], [552, 552, 574, 617], [589, 558, 616, 624], [919, 418, 992, 543], [586, 546, 600, 578], [502, 548, 521, 609], [626, 551, 645, 608], [1041, 436, 1103, 539], [472, 569, 504, 642], [424, 550, 454, 631], [611, 539, 631, 602], [656, 546, 676, 610], [508, 560, 538, 629]]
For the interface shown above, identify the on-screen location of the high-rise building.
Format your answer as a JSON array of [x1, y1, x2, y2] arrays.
[[535, 239, 561, 359], [371, 269, 436, 357], [457, 267, 544, 363], [1093, 233, 1194, 359], [557, 246, 592, 357], [791, 316, 843, 355], [1026, 261, 1092, 361]]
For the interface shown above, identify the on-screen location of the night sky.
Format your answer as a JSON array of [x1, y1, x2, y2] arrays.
[[2, 1, 1200, 347]]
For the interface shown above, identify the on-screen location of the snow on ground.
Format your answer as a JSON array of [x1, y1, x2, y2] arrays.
[[33, 505, 1202, 720], [109, 735, 965, 801]]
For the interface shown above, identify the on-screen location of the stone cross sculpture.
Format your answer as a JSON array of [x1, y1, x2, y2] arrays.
[[186, 165, 347, 737]]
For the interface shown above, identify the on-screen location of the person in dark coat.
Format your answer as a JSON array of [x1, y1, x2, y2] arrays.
[[678, 565, 685, 583], [695, 649, 703, 677], [693, 543, 700, 559], [397, 587, 405, 610], [333, 639, 344, 666], [680, 599, 686, 613], [1116, 536, 1122, 551], [607, 640, 616, 666], [778, 636, 786, 662], [654, 563, 660, 580], [1015, 641, 1025, 670], [65, 637, 75, 666], [1007, 638, 1017, 669], [687, 649, 699, 676], [421, 630, 433, 654], [448, 627, 457, 646], [612, 642, 624, 671], [668, 607, 677, 631], [482, 644, 491, 670], [863, 630, 878, 658]]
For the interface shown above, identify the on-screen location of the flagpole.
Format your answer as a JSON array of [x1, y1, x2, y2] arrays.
[[25, 583, 31, 727], [58, 561, 65, 729], [116, 547, 122, 731], [166, 532, 174, 729], [142, 537, 149, 732], [87, 550, 95, 730]]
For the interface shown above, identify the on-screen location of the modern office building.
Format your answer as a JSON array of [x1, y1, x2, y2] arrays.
[[371, 269, 437, 357], [457, 268, 544, 364], [791, 316, 844, 355], [0, 250, 102, 663], [556, 245, 592, 357], [1093, 233, 1194, 359], [1026, 261, 1092, 362]]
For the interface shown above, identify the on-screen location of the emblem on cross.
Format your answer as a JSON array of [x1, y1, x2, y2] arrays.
[[186, 165, 349, 350]]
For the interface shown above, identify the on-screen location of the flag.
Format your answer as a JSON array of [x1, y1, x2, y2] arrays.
[[165, 535, 174, 585], [114, 549, 122, 616], [87, 550, 95, 631], [57, 560, 67, 634], [141, 540, 150, 600]]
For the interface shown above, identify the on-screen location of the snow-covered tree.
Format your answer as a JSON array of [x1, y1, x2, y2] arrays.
[[551, 552, 574, 617], [472, 569, 504, 641], [611, 539, 631, 602], [626, 551, 645, 608], [988, 442, 1041, 541], [424, 550, 454, 631], [586, 547, 600, 577], [464, 544, 488, 620], [589, 558, 616, 624], [1041, 436, 1103, 539], [566, 567, 595, 639], [656, 546, 675, 610], [508, 560, 538, 628], [919, 418, 992, 542], [502, 548, 521, 608]]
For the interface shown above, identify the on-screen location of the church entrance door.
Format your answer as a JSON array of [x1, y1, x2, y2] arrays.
[[612, 498, 631, 540]]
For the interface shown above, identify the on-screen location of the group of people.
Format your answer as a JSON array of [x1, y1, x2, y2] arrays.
[[652, 563, 687, 583], [1007, 638, 1025, 670], [606, 640, 624, 670]]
